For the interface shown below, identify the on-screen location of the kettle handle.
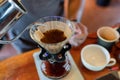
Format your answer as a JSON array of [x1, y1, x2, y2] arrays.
[[0, 22, 47, 44], [0, 25, 30, 44]]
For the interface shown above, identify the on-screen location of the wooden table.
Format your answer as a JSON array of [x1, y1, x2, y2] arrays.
[[0, 32, 119, 80]]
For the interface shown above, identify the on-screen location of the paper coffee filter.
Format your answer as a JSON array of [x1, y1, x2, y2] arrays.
[[37, 21, 73, 38]]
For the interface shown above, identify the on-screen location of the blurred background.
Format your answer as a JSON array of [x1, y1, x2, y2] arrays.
[[0, 0, 120, 61]]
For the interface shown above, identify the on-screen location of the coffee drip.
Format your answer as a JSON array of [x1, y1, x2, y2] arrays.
[[29, 16, 74, 79]]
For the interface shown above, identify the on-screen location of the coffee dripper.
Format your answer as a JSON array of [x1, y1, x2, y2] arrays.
[[29, 16, 74, 79]]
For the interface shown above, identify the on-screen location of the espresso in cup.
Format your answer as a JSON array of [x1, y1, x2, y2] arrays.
[[97, 26, 119, 50], [81, 44, 116, 71], [98, 27, 117, 41]]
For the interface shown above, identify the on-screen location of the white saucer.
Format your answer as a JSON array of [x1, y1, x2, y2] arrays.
[[33, 51, 84, 80]]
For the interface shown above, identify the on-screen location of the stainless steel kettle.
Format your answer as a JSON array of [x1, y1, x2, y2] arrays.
[[0, 0, 27, 44]]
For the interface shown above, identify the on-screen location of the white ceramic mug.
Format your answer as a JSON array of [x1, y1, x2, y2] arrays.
[[81, 44, 116, 71]]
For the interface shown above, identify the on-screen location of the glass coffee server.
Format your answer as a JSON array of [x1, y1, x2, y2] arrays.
[[29, 16, 74, 79]]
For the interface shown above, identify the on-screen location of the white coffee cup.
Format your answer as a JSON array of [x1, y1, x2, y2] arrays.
[[81, 44, 116, 71]]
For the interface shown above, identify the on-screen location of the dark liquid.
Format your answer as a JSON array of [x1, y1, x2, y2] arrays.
[[41, 60, 70, 78], [41, 29, 66, 43], [96, 0, 111, 6]]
